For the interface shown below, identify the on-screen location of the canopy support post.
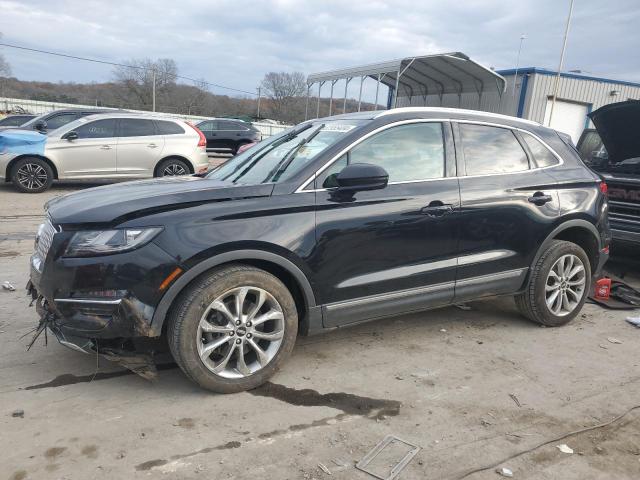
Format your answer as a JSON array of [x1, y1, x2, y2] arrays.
[[316, 81, 325, 118], [304, 84, 311, 120], [328, 79, 337, 116], [357, 76, 364, 111], [343, 77, 351, 113]]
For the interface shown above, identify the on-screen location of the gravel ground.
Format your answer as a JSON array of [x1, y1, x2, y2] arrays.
[[1, 178, 639, 480]]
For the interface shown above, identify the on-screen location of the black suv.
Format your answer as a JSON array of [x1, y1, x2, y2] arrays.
[[577, 100, 640, 255], [196, 119, 261, 154], [0, 108, 114, 133], [28, 108, 610, 393]]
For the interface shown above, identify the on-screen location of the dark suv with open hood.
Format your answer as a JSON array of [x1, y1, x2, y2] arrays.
[[578, 100, 640, 255], [27, 107, 610, 393]]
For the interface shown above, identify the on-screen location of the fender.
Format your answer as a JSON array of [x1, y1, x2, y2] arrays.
[[149, 249, 317, 336], [530, 219, 602, 269]]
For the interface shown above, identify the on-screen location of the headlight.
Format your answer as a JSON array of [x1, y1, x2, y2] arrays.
[[64, 227, 163, 257]]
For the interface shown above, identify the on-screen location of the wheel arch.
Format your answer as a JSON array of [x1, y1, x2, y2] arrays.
[[154, 155, 195, 176], [150, 249, 317, 337], [5, 154, 59, 181]]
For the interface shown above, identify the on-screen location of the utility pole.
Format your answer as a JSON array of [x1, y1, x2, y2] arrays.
[[513, 34, 526, 98], [548, 0, 574, 126], [152, 68, 156, 112], [256, 87, 261, 118]]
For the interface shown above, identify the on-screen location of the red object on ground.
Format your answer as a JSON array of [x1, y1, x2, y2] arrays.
[[594, 277, 611, 300]]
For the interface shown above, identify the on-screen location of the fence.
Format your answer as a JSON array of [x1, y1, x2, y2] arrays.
[[0, 97, 290, 137]]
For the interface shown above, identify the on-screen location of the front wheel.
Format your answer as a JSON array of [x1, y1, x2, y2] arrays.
[[11, 157, 54, 193], [516, 240, 591, 326], [168, 264, 298, 393]]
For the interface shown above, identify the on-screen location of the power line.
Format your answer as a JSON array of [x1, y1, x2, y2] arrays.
[[0, 42, 257, 96]]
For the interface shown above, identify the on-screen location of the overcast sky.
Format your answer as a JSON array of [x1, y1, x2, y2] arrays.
[[1, 0, 639, 99]]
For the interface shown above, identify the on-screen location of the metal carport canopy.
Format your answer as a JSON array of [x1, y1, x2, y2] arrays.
[[306, 52, 506, 114]]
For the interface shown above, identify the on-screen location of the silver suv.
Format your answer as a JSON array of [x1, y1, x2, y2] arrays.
[[0, 113, 210, 193]]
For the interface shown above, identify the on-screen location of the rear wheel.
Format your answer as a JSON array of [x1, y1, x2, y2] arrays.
[[168, 264, 298, 393], [516, 240, 591, 326], [155, 158, 190, 177], [11, 157, 54, 193]]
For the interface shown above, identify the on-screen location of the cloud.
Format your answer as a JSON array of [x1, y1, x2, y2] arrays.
[[1, 0, 639, 99]]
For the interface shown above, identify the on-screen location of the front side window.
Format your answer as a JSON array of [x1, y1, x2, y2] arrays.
[[521, 132, 559, 168], [207, 120, 367, 185], [459, 124, 529, 175], [118, 119, 157, 137], [74, 119, 117, 139], [45, 113, 78, 130], [317, 122, 445, 188]]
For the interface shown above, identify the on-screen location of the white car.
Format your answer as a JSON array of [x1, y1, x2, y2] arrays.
[[0, 113, 210, 192]]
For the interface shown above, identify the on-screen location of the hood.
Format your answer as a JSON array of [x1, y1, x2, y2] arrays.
[[589, 100, 640, 163], [46, 176, 275, 225], [0, 129, 46, 156]]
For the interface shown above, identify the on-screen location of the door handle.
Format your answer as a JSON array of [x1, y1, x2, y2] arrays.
[[147, 143, 158, 148], [99, 145, 112, 150], [421, 201, 454, 217], [528, 192, 553, 205]]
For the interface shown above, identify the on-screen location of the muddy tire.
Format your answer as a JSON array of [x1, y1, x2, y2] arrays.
[[155, 158, 190, 177], [11, 157, 54, 193], [516, 240, 591, 326], [168, 264, 298, 393]]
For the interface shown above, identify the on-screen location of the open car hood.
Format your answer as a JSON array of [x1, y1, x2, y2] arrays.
[[589, 100, 640, 163], [46, 176, 274, 225]]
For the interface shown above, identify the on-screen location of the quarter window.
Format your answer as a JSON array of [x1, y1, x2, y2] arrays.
[[74, 119, 116, 139], [459, 124, 529, 175], [317, 122, 445, 187], [521, 133, 559, 168], [156, 120, 185, 135], [118, 119, 157, 137]]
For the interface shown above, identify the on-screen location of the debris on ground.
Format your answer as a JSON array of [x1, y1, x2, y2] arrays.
[[496, 467, 514, 477], [331, 458, 349, 468], [509, 394, 522, 408], [440, 328, 447, 333], [11, 409, 24, 418], [455, 303, 472, 311], [607, 337, 623, 344], [556, 444, 574, 454], [318, 463, 332, 475], [2, 281, 15, 292], [356, 435, 420, 480], [626, 316, 640, 328]]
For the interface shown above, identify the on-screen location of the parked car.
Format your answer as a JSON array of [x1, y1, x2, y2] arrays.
[[196, 118, 261, 154], [0, 114, 36, 127], [1, 113, 209, 192], [577, 100, 640, 255], [28, 107, 609, 393], [0, 108, 115, 133]]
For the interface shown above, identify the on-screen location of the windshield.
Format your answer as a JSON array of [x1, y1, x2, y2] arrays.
[[207, 119, 367, 184]]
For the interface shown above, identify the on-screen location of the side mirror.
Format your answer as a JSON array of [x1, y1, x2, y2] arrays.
[[34, 121, 47, 131], [62, 131, 79, 141], [336, 163, 389, 192]]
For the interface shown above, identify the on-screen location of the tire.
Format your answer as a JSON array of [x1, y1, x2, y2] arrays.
[[516, 240, 591, 326], [168, 264, 298, 393], [155, 158, 190, 177], [11, 157, 54, 193]]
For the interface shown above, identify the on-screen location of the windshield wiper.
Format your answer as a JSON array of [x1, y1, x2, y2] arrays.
[[267, 124, 325, 182], [222, 123, 315, 182]]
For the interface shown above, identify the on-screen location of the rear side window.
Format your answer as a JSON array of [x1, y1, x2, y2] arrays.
[[74, 119, 116, 139], [219, 120, 247, 131], [118, 119, 157, 137], [317, 122, 445, 187], [459, 124, 529, 175], [521, 133, 559, 168], [197, 121, 216, 131], [155, 120, 185, 135]]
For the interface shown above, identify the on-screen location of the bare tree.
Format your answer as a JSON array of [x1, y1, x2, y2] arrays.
[[260, 71, 306, 122], [0, 33, 11, 77], [112, 58, 178, 110]]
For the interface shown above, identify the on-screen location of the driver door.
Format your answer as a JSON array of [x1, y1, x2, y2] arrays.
[[310, 121, 461, 327]]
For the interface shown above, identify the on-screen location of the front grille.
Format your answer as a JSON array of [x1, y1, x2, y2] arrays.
[[33, 218, 57, 271]]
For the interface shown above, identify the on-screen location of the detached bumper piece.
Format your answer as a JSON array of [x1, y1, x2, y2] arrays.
[[27, 282, 160, 381]]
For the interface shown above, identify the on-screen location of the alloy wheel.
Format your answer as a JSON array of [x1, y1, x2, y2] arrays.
[[197, 286, 285, 379], [16, 163, 48, 190], [162, 163, 187, 176], [545, 254, 586, 316]]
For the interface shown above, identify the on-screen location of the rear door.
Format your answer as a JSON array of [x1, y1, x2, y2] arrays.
[[115, 118, 165, 177], [311, 120, 461, 327], [49, 118, 117, 177], [453, 122, 560, 301]]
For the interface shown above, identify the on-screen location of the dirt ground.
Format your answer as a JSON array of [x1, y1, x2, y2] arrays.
[[1, 178, 639, 480]]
